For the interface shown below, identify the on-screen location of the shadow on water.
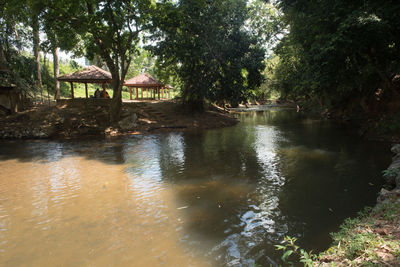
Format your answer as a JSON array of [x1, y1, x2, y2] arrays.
[[0, 108, 392, 266], [0, 137, 139, 165], [155, 109, 391, 266]]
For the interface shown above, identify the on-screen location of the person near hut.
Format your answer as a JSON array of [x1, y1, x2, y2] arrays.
[[102, 89, 110, 99], [94, 88, 101, 98]]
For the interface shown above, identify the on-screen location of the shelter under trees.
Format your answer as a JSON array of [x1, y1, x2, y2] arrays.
[[124, 73, 172, 100], [57, 65, 112, 99]]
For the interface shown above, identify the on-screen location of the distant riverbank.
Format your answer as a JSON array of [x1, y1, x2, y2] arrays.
[[0, 100, 238, 139]]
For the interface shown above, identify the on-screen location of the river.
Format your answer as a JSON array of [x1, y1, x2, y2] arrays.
[[0, 108, 391, 266]]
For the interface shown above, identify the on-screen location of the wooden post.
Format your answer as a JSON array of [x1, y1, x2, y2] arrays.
[[158, 87, 160, 100], [85, 82, 88, 99], [141, 88, 143, 98], [146, 88, 148, 98], [136, 87, 138, 99], [70, 82, 74, 99], [130, 87, 132, 100], [102, 83, 106, 98]]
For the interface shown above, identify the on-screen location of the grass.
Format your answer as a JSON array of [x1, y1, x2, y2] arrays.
[[316, 199, 400, 266], [275, 195, 400, 266]]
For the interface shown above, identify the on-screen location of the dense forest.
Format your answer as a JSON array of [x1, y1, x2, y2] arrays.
[[1, 0, 399, 127]]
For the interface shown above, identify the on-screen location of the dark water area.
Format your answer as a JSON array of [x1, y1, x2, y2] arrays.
[[0, 108, 391, 266]]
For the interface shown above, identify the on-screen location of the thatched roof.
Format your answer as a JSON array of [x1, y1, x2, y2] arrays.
[[124, 73, 164, 87], [58, 65, 112, 83]]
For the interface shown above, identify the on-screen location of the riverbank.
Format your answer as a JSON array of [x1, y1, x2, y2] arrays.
[[0, 100, 238, 139], [315, 144, 400, 266], [295, 99, 400, 143]]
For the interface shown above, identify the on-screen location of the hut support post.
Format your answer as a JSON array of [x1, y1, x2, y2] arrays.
[[158, 87, 160, 100], [136, 88, 138, 99], [129, 87, 132, 100], [146, 88, 148, 98], [102, 83, 106, 98], [141, 88, 143, 99], [85, 82, 88, 99], [70, 82, 74, 99]]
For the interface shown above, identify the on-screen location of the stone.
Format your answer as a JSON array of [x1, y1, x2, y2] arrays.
[[118, 113, 138, 130], [391, 144, 400, 155], [377, 188, 391, 203]]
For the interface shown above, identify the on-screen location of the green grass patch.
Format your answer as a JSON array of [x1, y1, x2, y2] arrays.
[[317, 199, 400, 266]]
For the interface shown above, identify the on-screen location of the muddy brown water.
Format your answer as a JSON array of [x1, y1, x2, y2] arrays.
[[0, 108, 391, 266]]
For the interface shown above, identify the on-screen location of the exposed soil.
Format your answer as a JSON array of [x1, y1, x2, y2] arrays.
[[0, 100, 238, 139]]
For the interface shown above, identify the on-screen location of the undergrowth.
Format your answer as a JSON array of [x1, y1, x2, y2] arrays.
[[276, 200, 400, 266]]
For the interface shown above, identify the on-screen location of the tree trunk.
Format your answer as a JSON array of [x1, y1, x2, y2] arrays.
[[53, 47, 60, 99], [32, 16, 42, 96], [109, 74, 122, 123], [13, 23, 22, 53]]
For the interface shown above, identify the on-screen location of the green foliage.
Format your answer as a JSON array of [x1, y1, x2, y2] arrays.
[[382, 168, 400, 181], [275, 236, 316, 266], [273, 0, 400, 109], [377, 112, 400, 134], [254, 55, 281, 101], [247, 0, 285, 55], [317, 203, 400, 265], [151, 0, 265, 109]]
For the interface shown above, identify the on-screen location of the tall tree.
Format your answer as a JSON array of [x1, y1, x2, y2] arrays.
[[152, 0, 265, 109], [31, 15, 42, 95], [47, 0, 154, 122], [274, 0, 400, 110], [28, 0, 44, 97], [52, 45, 60, 99]]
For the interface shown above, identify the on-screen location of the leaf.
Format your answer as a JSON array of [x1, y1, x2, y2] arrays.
[[275, 245, 286, 250], [281, 250, 293, 261]]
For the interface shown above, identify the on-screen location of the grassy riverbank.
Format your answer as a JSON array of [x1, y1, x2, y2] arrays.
[[316, 196, 400, 266], [278, 189, 400, 267], [276, 145, 400, 266], [314, 146, 400, 266]]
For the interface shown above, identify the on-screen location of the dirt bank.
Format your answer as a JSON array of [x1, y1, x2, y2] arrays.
[[0, 100, 238, 139]]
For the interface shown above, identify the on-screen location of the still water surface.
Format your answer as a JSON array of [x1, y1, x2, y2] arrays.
[[0, 108, 391, 266]]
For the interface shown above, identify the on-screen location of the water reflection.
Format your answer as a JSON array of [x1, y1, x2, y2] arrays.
[[0, 108, 391, 266]]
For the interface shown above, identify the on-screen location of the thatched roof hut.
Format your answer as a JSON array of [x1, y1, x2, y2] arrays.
[[124, 73, 172, 100], [124, 73, 163, 87], [58, 65, 112, 99], [58, 65, 112, 83]]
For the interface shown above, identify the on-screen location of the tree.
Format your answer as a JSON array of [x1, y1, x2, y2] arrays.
[[31, 8, 42, 97], [0, 0, 38, 94], [274, 0, 400, 111], [47, 0, 154, 122], [152, 0, 265, 109], [247, 0, 285, 55]]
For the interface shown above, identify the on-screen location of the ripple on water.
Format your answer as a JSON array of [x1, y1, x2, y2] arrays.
[[0, 110, 391, 266]]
